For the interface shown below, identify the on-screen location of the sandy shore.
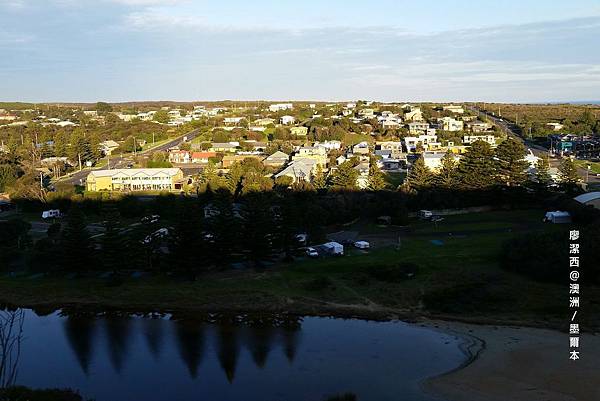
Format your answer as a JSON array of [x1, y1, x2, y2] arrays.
[[423, 321, 600, 401]]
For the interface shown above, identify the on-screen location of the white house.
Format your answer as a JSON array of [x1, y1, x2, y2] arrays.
[[463, 135, 497, 146], [280, 115, 296, 125], [439, 117, 464, 132], [269, 103, 293, 112]]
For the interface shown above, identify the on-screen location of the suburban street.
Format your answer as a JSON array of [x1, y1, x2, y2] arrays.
[[471, 106, 600, 186], [57, 128, 200, 186]]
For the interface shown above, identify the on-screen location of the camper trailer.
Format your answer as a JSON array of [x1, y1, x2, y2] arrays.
[[323, 242, 344, 256], [543, 211, 572, 224], [41, 209, 61, 219]]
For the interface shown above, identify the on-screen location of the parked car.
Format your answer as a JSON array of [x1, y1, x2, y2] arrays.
[[305, 247, 319, 258], [354, 241, 370, 249], [141, 215, 160, 224], [418, 210, 433, 219], [42, 209, 61, 219]]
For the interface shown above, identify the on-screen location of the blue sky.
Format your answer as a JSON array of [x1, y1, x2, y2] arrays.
[[1, 0, 600, 102]]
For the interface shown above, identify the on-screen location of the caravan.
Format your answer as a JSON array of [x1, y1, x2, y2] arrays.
[[41, 209, 61, 219]]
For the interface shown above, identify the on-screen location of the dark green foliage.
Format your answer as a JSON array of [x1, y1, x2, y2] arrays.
[[303, 276, 335, 292], [169, 200, 207, 277], [241, 193, 275, 265], [495, 138, 529, 186], [502, 225, 599, 284], [368, 263, 419, 283], [404, 156, 433, 191], [456, 141, 497, 189], [329, 161, 358, 190], [100, 203, 127, 274], [60, 205, 93, 272]]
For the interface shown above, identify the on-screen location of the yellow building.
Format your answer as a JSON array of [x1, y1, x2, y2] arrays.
[[86, 168, 185, 192]]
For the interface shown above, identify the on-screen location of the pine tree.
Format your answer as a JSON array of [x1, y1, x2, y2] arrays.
[[312, 164, 327, 190], [329, 161, 358, 190], [60, 204, 93, 272], [100, 204, 126, 274], [456, 140, 497, 190], [558, 158, 580, 185], [170, 201, 205, 278], [435, 150, 458, 188], [495, 138, 529, 186], [535, 155, 552, 186], [405, 156, 434, 191], [241, 193, 274, 266], [367, 158, 387, 191]]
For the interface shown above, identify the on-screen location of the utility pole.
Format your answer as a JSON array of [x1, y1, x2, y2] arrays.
[[133, 136, 137, 156], [39, 172, 43, 190], [78, 153, 82, 171]]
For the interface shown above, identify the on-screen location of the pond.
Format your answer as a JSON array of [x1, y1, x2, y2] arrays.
[[0, 309, 468, 401]]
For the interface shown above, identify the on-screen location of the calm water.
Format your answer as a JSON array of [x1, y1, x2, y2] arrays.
[[1, 309, 467, 401]]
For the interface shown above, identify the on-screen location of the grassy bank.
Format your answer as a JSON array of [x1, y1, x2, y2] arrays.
[[3, 209, 598, 327]]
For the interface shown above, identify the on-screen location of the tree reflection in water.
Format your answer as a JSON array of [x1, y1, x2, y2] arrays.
[[63, 314, 96, 376], [60, 312, 302, 382], [216, 324, 240, 383], [0, 309, 25, 389], [174, 320, 206, 379], [104, 315, 132, 373]]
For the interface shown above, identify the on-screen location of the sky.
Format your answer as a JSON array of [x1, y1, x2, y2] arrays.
[[1, 0, 600, 103]]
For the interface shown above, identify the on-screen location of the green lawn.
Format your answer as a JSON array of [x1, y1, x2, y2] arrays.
[[2, 208, 597, 327], [384, 172, 406, 188]]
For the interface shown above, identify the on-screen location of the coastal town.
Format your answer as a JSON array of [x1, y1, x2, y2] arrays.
[[1, 1, 600, 401], [2, 101, 598, 197]]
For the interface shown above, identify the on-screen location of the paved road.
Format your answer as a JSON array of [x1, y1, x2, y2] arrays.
[[470, 106, 600, 186], [58, 128, 200, 186]]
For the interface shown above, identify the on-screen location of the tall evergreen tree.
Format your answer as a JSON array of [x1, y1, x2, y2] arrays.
[[241, 194, 274, 266], [558, 158, 580, 187], [312, 164, 327, 190], [328, 161, 358, 190], [456, 140, 497, 190], [535, 155, 552, 187], [60, 204, 93, 272], [495, 138, 529, 186], [434, 150, 458, 188], [170, 201, 206, 278], [404, 156, 434, 191], [100, 203, 126, 274], [367, 157, 387, 191]]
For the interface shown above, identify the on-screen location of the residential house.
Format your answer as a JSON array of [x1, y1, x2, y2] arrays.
[[269, 103, 293, 112], [280, 115, 296, 125], [254, 118, 276, 126], [354, 161, 370, 189], [224, 117, 245, 125], [463, 135, 497, 146], [292, 146, 328, 167], [290, 126, 308, 137], [99, 140, 120, 156], [352, 141, 370, 155], [375, 141, 403, 159], [222, 154, 262, 168], [404, 107, 424, 122], [358, 109, 375, 119], [547, 122, 564, 131], [408, 122, 430, 134], [439, 117, 464, 132], [275, 159, 317, 183], [442, 105, 464, 114], [191, 152, 216, 164], [315, 140, 342, 151], [404, 134, 438, 152], [422, 152, 459, 172], [168, 150, 191, 164], [468, 121, 492, 133], [263, 151, 289, 167], [210, 143, 239, 153], [86, 168, 186, 192]]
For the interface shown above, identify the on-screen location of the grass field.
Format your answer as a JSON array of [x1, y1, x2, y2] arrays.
[[3, 208, 597, 327]]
